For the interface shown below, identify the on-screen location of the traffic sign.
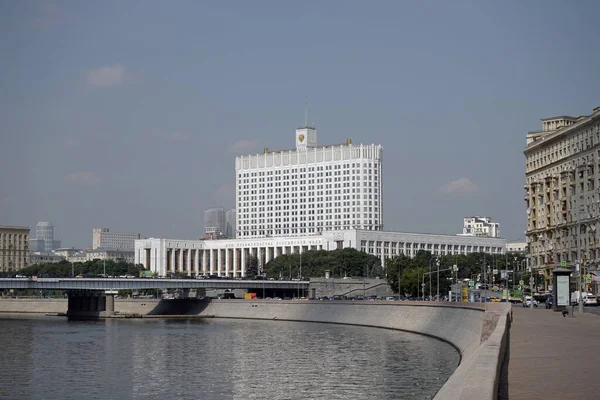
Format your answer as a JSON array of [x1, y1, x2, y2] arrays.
[[560, 260, 567, 267], [468, 280, 474, 287], [529, 277, 534, 285], [421, 283, 425, 287], [519, 280, 524, 286]]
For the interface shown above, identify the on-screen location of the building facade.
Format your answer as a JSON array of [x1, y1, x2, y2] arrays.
[[460, 217, 500, 237], [29, 253, 65, 265], [92, 228, 140, 250], [0, 226, 30, 272], [225, 209, 236, 238], [506, 241, 527, 254], [235, 126, 383, 238], [135, 230, 505, 278], [524, 107, 600, 286], [204, 208, 226, 236], [30, 221, 61, 253]]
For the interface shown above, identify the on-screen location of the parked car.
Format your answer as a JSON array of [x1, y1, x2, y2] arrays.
[[583, 295, 597, 306], [545, 295, 554, 309], [523, 296, 538, 307]]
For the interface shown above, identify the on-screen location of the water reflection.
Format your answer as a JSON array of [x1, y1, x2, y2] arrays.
[[0, 316, 458, 400]]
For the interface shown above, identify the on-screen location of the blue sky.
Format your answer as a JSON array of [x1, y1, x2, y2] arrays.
[[1, 0, 599, 248]]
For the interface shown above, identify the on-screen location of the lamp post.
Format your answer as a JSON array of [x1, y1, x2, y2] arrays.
[[577, 194, 585, 314], [436, 258, 441, 301]]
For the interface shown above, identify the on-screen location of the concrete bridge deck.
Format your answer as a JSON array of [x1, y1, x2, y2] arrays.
[[500, 306, 600, 399], [0, 277, 309, 291]]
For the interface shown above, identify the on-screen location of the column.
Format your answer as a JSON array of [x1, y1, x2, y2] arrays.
[[179, 249, 184, 274], [241, 248, 246, 277], [170, 248, 176, 273], [217, 248, 223, 276], [194, 249, 200, 275], [202, 250, 208, 275], [265, 246, 271, 265], [186, 249, 192, 276], [233, 248, 238, 278], [225, 248, 230, 277]]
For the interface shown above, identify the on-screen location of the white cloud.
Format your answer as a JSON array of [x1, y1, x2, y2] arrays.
[[65, 172, 100, 186], [439, 177, 479, 194], [227, 139, 259, 154], [86, 65, 127, 87]]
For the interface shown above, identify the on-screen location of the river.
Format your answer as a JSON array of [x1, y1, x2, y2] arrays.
[[0, 316, 458, 400]]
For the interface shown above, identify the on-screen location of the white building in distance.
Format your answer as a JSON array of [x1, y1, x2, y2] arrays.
[[506, 241, 527, 254], [92, 228, 140, 250], [459, 217, 500, 237], [136, 123, 506, 277], [235, 125, 383, 238]]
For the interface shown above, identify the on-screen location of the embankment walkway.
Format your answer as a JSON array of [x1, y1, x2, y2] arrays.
[[500, 306, 600, 399]]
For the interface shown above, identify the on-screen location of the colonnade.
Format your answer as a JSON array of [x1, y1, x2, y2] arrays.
[[146, 244, 322, 278]]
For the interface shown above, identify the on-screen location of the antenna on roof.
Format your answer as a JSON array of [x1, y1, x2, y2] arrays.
[[304, 96, 308, 127]]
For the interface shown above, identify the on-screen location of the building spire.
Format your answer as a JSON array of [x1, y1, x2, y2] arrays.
[[304, 96, 308, 127]]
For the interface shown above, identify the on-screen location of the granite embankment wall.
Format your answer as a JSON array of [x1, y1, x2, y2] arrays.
[[0, 299, 510, 400]]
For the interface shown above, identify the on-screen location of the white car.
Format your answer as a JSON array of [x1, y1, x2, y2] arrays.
[[522, 296, 538, 307], [583, 295, 597, 306]]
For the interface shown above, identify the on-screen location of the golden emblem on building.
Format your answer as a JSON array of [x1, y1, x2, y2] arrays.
[[298, 134, 305, 142]]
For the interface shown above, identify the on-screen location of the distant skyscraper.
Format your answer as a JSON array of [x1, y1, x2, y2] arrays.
[[204, 208, 226, 236], [225, 209, 236, 238], [31, 221, 60, 253]]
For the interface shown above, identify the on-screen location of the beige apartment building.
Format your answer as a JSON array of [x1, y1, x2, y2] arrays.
[[524, 107, 600, 288], [0, 225, 30, 272]]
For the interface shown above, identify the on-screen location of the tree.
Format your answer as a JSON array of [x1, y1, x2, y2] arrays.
[[246, 255, 259, 279]]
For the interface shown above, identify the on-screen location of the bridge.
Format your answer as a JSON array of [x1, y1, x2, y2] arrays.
[[0, 277, 309, 291], [0, 278, 309, 318]]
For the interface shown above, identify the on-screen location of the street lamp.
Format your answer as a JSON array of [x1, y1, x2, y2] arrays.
[[577, 194, 584, 314]]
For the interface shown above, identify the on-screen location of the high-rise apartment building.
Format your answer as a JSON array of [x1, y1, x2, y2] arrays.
[[225, 209, 236, 238], [235, 126, 383, 238], [30, 221, 61, 253], [92, 228, 140, 250], [204, 208, 226, 236], [0, 225, 30, 272], [524, 106, 600, 288], [459, 217, 500, 237]]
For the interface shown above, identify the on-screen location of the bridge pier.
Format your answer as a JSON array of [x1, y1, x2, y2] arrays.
[[66, 291, 115, 319]]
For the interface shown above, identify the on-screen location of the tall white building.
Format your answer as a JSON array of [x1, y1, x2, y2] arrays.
[[204, 208, 226, 236], [460, 217, 500, 237], [136, 122, 506, 277], [235, 125, 383, 238], [92, 228, 140, 250]]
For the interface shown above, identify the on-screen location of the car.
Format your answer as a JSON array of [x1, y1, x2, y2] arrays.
[[523, 296, 538, 307], [545, 295, 554, 309]]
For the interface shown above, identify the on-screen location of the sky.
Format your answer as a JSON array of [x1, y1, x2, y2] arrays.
[[1, 0, 600, 249]]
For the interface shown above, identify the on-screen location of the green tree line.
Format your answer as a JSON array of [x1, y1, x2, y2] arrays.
[[384, 251, 527, 298], [2, 260, 144, 278], [263, 248, 383, 279]]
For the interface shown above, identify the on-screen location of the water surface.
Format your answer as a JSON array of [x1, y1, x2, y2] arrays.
[[0, 316, 458, 400]]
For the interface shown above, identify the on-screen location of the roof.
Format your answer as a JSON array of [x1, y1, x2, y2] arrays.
[[0, 225, 30, 231], [540, 115, 577, 121]]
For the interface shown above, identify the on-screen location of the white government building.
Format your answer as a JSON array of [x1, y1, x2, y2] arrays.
[[136, 125, 505, 277]]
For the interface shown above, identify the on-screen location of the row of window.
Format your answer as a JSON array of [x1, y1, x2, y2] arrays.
[[526, 124, 600, 172], [239, 163, 380, 177]]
